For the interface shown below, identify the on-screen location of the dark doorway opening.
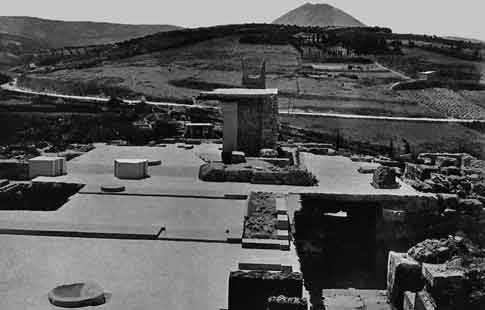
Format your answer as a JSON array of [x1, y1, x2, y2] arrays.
[[294, 195, 384, 291]]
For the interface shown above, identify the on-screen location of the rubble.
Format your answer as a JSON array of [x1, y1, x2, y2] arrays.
[[372, 166, 400, 189], [389, 236, 485, 310]]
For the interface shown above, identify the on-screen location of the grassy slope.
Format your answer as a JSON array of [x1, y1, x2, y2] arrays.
[[0, 16, 180, 48], [29, 35, 441, 118]]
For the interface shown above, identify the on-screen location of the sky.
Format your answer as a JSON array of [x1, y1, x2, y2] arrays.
[[2, 0, 484, 41]]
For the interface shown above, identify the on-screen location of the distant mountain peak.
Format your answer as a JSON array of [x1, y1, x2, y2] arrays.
[[273, 3, 366, 28]]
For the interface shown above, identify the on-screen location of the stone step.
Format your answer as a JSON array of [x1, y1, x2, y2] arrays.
[[242, 238, 290, 251], [276, 197, 288, 215], [0, 221, 162, 240], [277, 214, 289, 230]]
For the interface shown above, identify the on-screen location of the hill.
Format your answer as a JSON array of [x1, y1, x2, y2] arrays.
[[0, 32, 48, 69], [0, 16, 180, 48], [273, 3, 366, 28]]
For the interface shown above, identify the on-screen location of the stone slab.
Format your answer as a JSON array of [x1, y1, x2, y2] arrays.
[[403, 291, 416, 310], [387, 252, 423, 309], [322, 289, 391, 310], [238, 263, 292, 273], [277, 230, 290, 241], [242, 238, 290, 251], [276, 197, 288, 215], [0, 221, 163, 239], [422, 263, 467, 309], [277, 214, 289, 230], [415, 291, 436, 310]]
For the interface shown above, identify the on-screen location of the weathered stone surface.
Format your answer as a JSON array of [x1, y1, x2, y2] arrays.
[[199, 163, 226, 182], [267, 295, 308, 310], [350, 155, 374, 162], [403, 291, 416, 310], [231, 151, 246, 164], [439, 166, 461, 176], [225, 168, 253, 183], [414, 291, 436, 310], [358, 165, 378, 174], [473, 182, 485, 197], [404, 163, 439, 182], [435, 156, 459, 168], [372, 166, 400, 189], [387, 252, 423, 309], [457, 199, 483, 216], [229, 270, 303, 310], [422, 263, 467, 310], [48, 281, 105, 308], [437, 194, 459, 211], [260, 149, 279, 158], [405, 179, 434, 193]]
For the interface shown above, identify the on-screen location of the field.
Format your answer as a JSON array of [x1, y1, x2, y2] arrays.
[[282, 114, 485, 158], [21, 35, 445, 119]]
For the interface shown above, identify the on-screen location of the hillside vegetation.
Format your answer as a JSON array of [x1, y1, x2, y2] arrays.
[[0, 16, 180, 48]]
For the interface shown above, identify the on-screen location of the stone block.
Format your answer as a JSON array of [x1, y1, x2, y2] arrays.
[[277, 214, 289, 230], [458, 198, 483, 216], [414, 291, 436, 310], [375, 158, 401, 168], [260, 158, 291, 168], [403, 291, 416, 310], [358, 165, 379, 174], [225, 168, 253, 183], [422, 263, 467, 310], [439, 166, 461, 176], [277, 230, 290, 241], [231, 151, 246, 164], [260, 149, 279, 158], [435, 156, 459, 168], [387, 252, 423, 309], [267, 296, 308, 310], [473, 182, 485, 197], [199, 163, 226, 182], [437, 194, 459, 211], [228, 270, 303, 310], [404, 163, 439, 181], [387, 251, 423, 309], [114, 159, 148, 180], [372, 166, 400, 189]]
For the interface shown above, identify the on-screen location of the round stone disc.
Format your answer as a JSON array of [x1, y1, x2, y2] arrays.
[[48, 281, 106, 308]]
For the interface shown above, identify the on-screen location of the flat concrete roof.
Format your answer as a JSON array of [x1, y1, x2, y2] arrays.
[[32, 143, 430, 197], [0, 194, 246, 242], [199, 88, 278, 100], [0, 235, 299, 310]]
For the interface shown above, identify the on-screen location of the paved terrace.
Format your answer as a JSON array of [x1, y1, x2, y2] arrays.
[[0, 143, 431, 239], [0, 235, 300, 310], [0, 143, 412, 309]]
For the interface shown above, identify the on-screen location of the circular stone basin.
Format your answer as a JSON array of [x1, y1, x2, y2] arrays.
[[148, 160, 162, 166], [100, 185, 126, 193], [48, 282, 106, 308]]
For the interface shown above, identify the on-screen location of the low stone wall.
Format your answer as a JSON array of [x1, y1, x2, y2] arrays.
[[228, 271, 303, 310], [199, 163, 318, 186]]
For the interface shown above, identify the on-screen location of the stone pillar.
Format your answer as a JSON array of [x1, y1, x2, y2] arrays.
[[223, 101, 239, 157]]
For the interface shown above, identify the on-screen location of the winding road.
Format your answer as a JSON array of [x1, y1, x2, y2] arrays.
[[2, 81, 485, 124]]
